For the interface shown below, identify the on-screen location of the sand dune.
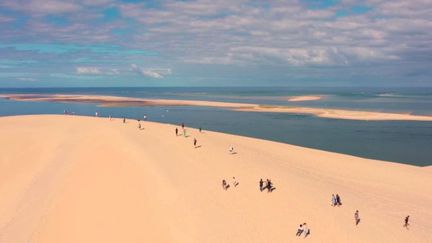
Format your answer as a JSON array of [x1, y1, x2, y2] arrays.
[[2, 94, 432, 121], [287, 95, 322, 102], [0, 115, 431, 243]]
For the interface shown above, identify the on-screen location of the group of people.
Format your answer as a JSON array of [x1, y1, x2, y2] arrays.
[[331, 194, 342, 206], [222, 177, 239, 190], [63, 110, 75, 115], [97, 113, 415, 237], [296, 223, 311, 238], [259, 178, 275, 192]]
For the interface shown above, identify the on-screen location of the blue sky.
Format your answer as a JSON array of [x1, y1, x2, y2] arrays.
[[0, 0, 431, 87]]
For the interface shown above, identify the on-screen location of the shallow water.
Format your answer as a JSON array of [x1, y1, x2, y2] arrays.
[[1, 87, 431, 166]]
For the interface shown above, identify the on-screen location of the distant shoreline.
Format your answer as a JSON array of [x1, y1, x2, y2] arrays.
[[2, 93, 432, 121]]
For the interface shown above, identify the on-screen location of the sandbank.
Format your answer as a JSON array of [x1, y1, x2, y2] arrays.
[[287, 95, 322, 102], [1, 94, 432, 121]]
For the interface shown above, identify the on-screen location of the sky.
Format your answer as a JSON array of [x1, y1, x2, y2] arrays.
[[0, 0, 431, 87]]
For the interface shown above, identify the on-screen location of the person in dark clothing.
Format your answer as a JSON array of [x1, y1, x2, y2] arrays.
[[259, 179, 264, 192], [404, 215, 410, 228], [123, 117, 126, 123], [336, 194, 342, 206], [175, 127, 178, 136], [266, 179, 275, 193], [296, 224, 303, 236], [199, 127, 202, 132], [193, 138, 197, 147], [222, 180, 229, 190], [355, 210, 360, 225]]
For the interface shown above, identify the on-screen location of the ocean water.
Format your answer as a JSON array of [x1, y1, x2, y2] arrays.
[[1, 87, 431, 166]]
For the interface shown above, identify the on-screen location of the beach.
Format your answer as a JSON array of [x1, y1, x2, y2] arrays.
[[0, 115, 431, 243], [2, 94, 432, 121]]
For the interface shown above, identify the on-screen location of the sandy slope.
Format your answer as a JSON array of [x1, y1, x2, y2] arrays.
[[0, 115, 431, 243], [2, 94, 432, 121]]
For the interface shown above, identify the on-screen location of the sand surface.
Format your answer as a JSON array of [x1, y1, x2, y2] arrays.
[[287, 95, 322, 102], [0, 115, 431, 243], [2, 94, 432, 121]]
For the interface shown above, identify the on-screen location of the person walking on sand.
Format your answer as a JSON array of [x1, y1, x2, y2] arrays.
[[95, 112, 98, 117], [336, 194, 342, 206], [183, 128, 187, 137], [259, 178, 264, 192], [175, 127, 179, 136], [123, 117, 126, 124], [143, 115, 147, 121], [331, 194, 337, 206], [222, 180, 229, 190], [199, 127, 202, 132], [232, 177, 239, 187], [181, 123, 185, 129], [404, 215, 410, 228], [138, 123, 142, 130], [109, 115, 112, 121], [193, 138, 197, 147], [355, 210, 360, 225], [296, 224, 303, 236]]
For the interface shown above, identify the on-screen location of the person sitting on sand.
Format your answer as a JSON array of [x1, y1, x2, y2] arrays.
[[232, 177, 239, 187], [259, 179, 264, 192], [355, 210, 360, 225], [229, 146, 234, 154], [266, 179, 275, 192], [404, 215, 410, 228], [296, 224, 303, 236], [222, 180, 230, 190], [303, 223, 310, 238]]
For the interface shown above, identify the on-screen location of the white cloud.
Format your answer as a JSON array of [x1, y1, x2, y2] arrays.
[[76, 66, 122, 75], [1, 0, 80, 14], [76, 67, 101, 74], [131, 64, 171, 79]]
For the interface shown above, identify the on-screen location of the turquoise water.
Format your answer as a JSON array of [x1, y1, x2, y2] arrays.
[[1, 87, 431, 166]]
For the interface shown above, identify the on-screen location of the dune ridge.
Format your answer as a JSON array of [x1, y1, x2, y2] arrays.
[[0, 115, 431, 243]]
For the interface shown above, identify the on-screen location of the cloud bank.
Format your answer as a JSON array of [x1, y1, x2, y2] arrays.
[[0, 0, 431, 86]]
